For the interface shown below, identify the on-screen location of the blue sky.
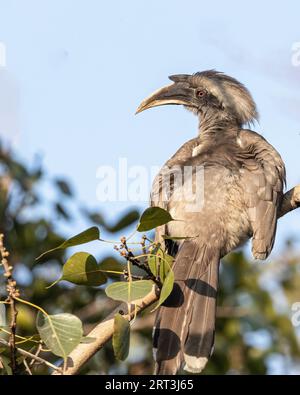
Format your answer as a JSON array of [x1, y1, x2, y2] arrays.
[[0, 0, 299, 256]]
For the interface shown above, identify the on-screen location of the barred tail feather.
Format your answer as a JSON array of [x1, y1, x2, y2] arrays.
[[153, 240, 220, 375]]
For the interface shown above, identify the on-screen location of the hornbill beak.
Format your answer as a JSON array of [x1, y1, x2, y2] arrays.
[[135, 76, 195, 114]]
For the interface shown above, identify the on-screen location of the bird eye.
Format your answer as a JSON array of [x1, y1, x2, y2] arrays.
[[196, 89, 206, 97]]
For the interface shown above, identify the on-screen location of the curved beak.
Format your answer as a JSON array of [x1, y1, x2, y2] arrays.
[[135, 82, 195, 114]]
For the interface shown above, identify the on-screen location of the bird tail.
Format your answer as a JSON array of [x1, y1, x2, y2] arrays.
[[153, 240, 220, 375]]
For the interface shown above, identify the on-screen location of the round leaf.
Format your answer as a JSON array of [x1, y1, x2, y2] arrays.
[[36, 312, 83, 359], [105, 280, 153, 303], [62, 252, 107, 286], [137, 207, 173, 232]]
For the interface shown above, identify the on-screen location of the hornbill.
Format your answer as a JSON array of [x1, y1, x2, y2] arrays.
[[136, 71, 286, 374]]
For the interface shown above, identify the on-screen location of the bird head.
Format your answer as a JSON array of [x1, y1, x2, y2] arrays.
[[136, 70, 258, 126]]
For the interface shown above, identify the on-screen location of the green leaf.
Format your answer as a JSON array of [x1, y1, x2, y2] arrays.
[[154, 269, 175, 311], [148, 256, 158, 277], [87, 212, 105, 226], [54, 202, 70, 220], [137, 207, 173, 232], [36, 312, 83, 359], [99, 257, 124, 277], [107, 209, 140, 232], [158, 251, 174, 282], [61, 252, 107, 286], [113, 313, 130, 361], [105, 280, 153, 303], [0, 304, 6, 328], [147, 251, 174, 281], [84, 209, 140, 233], [55, 179, 73, 197], [36, 227, 100, 260]]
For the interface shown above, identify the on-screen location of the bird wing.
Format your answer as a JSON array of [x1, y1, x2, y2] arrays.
[[238, 130, 286, 259], [151, 137, 200, 250]]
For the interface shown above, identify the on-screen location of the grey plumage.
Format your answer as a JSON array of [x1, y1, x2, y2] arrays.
[[136, 70, 286, 374]]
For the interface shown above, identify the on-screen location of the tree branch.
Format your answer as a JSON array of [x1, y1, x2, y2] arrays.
[[52, 184, 300, 375], [278, 185, 300, 218], [53, 285, 159, 375], [0, 234, 19, 374]]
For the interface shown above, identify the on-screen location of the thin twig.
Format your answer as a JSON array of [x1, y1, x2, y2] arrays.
[[141, 235, 147, 255], [0, 338, 61, 372], [0, 356, 4, 369], [29, 343, 43, 367], [128, 252, 161, 286], [63, 359, 67, 373], [0, 234, 19, 374], [119, 237, 161, 286], [23, 359, 33, 375]]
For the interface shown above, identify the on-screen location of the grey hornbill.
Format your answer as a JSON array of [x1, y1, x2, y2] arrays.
[[136, 71, 286, 375]]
